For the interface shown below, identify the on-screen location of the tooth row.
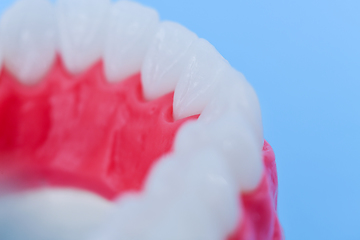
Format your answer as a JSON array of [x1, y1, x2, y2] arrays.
[[0, 0, 159, 83], [92, 149, 240, 240], [0, 0, 262, 137]]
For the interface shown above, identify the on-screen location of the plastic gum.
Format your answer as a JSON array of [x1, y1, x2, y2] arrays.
[[0, 58, 282, 240]]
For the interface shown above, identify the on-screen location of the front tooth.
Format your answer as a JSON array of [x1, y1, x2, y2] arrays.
[[56, 0, 110, 74], [0, 0, 57, 84], [141, 21, 198, 100], [173, 38, 230, 120], [104, 1, 159, 82], [175, 117, 263, 192], [199, 70, 264, 149]]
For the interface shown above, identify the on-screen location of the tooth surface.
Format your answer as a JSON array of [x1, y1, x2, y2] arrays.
[[93, 150, 239, 240], [56, 0, 110, 74], [104, 1, 159, 82], [141, 21, 198, 100], [0, 0, 57, 84], [173, 38, 231, 120], [90, 193, 162, 240], [0, 188, 112, 240], [146, 150, 240, 239], [175, 117, 263, 192], [199, 70, 264, 148]]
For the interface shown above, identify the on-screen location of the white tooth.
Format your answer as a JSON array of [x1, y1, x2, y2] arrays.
[[146, 150, 239, 240], [104, 1, 159, 82], [93, 150, 239, 240], [199, 69, 264, 149], [175, 118, 263, 192], [56, 0, 110, 74], [141, 21, 198, 100], [90, 193, 158, 240], [173, 38, 231, 120], [0, 188, 112, 240], [0, 0, 57, 84], [144, 154, 179, 198], [147, 199, 223, 240]]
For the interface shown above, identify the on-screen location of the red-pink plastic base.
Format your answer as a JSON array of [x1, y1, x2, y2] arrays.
[[228, 141, 283, 240], [0, 58, 197, 198], [0, 58, 282, 240]]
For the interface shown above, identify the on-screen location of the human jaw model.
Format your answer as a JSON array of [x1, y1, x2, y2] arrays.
[[0, 0, 283, 240]]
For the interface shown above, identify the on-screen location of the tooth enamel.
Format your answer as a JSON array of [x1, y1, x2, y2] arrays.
[[104, 1, 159, 82], [173, 38, 231, 120], [0, 0, 57, 84], [199, 70, 264, 149], [141, 21, 198, 100], [56, 0, 110, 74], [146, 200, 223, 240], [0, 188, 113, 240], [147, 150, 239, 239], [94, 150, 239, 240], [175, 117, 263, 192], [90, 193, 160, 240]]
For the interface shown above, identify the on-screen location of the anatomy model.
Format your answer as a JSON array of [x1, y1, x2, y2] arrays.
[[0, 0, 283, 239]]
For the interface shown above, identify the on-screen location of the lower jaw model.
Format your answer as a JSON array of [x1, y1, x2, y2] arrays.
[[0, 0, 283, 239]]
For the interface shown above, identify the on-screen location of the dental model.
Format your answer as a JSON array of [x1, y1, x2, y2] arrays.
[[0, 0, 283, 239]]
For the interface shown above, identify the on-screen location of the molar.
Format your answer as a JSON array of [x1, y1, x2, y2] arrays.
[[174, 117, 263, 192], [199, 69, 264, 149]]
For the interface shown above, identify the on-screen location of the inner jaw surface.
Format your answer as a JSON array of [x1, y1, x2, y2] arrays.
[[0, 57, 197, 200]]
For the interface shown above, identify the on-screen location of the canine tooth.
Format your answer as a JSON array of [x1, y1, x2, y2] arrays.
[[173, 38, 230, 120], [175, 118, 263, 192], [0, 0, 57, 84], [141, 21, 198, 100], [199, 70, 264, 148], [56, 0, 110, 74], [0, 188, 112, 240], [104, 1, 159, 82]]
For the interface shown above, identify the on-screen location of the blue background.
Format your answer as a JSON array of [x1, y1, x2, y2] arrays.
[[1, 0, 359, 239]]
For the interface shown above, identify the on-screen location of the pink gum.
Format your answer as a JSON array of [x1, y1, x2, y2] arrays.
[[228, 141, 283, 240]]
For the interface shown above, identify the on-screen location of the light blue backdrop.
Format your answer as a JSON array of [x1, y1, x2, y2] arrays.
[[1, 0, 359, 239]]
